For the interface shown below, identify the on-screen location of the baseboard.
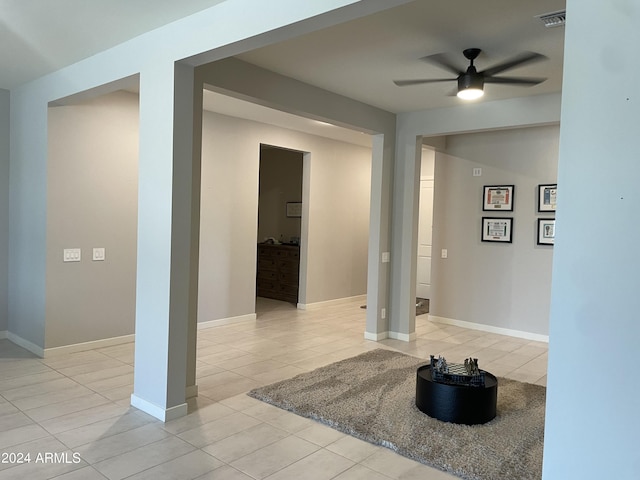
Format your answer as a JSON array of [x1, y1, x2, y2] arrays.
[[298, 294, 367, 311], [364, 331, 389, 341], [197, 313, 256, 329], [428, 315, 549, 343], [131, 394, 188, 422], [7, 332, 45, 357], [0, 330, 6, 340], [388, 331, 418, 342], [44, 334, 135, 357], [186, 384, 198, 399]]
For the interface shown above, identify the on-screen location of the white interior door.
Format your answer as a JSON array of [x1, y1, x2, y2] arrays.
[[417, 178, 434, 299]]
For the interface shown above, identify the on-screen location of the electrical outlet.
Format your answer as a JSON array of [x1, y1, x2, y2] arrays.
[[381, 252, 390, 263], [441, 249, 448, 259], [381, 308, 386, 319]]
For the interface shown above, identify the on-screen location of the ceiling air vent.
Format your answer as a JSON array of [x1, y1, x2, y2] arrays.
[[536, 10, 566, 28]]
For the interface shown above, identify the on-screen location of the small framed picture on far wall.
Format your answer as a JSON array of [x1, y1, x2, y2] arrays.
[[538, 184, 557, 212], [286, 202, 302, 218], [537, 218, 555, 245], [481, 217, 513, 243], [483, 185, 514, 212]]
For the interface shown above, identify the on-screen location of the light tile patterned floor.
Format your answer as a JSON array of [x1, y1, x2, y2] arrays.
[[0, 297, 547, 479]]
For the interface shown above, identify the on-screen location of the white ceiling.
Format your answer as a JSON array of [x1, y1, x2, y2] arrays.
[[0, 0, 227, 89], [236, 0, 566, 113], [2, 0, 566, 141]]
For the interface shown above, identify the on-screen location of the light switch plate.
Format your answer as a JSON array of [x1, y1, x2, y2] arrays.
[[381, 252, 390, 263], [93, 247, 106, 261], [63, 248, 81, 262]]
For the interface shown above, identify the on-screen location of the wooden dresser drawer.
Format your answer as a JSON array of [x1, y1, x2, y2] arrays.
[[256, 243, 300, 303]]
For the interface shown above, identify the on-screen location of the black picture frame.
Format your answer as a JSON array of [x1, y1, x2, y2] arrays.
[[538, 184, 557, 212], [481, 217, 513, 243], [537, 218, 555, 245], [483, 185, 514, 212]]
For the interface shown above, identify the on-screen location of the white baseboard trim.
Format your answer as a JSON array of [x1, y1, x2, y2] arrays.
[[197, 313, 256, 329], [428, 315, 549, 343], [7, 332, 45, 357], [186, 384, 198, 399], [44, 334, 135, 357], [131, 394, 188, 422], [298, 294, 367, 311], [0, 330, 7, 340], [364, 331, 389, 341], [388, 331, 418, 342]]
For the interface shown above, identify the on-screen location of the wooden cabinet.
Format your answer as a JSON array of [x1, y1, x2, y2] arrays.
[[256, 244, 300, 303]]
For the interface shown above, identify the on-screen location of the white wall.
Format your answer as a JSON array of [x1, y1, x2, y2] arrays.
[[0, 89, 8, 333], [198, 110, 371, 322], [543, 2, 640, 478], [46, 91, 139, 348], [305, 138, 371, 304], [430, 125, 558, 337]]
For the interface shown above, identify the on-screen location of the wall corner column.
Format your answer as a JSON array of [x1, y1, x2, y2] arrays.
[[388, 132, 421, 341], [365, 133, 394, 341], [131, 60, 200, 421]]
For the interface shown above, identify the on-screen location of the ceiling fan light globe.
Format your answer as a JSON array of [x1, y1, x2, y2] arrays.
[[457, 88, 484, 100]]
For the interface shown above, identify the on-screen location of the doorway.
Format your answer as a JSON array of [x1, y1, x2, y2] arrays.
[[416, 146, 435, 313], [256, 144, 304, 306]]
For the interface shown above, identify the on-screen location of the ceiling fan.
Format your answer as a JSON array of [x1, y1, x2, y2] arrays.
[[393, 48, 547, 100]]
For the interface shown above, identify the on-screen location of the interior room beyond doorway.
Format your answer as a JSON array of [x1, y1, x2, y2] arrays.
[[256, 145, 303, 305]]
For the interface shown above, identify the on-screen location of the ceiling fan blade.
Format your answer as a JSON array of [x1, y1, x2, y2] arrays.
[[484, 76, 547, 86], [481, 52, 547, 77], [419, 53, 463, 76], [393, 78, 455, 86]]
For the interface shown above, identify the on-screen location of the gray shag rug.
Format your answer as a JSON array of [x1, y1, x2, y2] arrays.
[[248, 349, 545, 480]]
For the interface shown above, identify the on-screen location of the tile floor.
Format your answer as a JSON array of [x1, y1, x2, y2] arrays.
[[0, 297, 547, 479]]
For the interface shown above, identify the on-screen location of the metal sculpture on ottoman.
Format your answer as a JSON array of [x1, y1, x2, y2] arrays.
[[416, 355, 498, 425]]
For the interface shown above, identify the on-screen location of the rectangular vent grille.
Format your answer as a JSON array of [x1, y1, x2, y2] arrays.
[[536, 10, 566, 28]]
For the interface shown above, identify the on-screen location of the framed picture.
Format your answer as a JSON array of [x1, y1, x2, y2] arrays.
[[537, 218, 555, 245], [538, 184, 557, 212], [286, 202, 302, 218], [483, 185, 514, 211], [481, 217, 513, 243]]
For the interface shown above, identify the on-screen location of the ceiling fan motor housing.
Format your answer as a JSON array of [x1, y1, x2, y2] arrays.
[[458, 66, 484, 91]]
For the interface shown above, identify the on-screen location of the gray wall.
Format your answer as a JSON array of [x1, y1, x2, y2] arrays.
[[258, 147, 303, 243], [430, 125, 559, 337], [198, 58, 396, 336], [46, 91, 139, 348], [198, 110, 371, 322], [0, 89, 8, 333], [40, 92, 371, 347]]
